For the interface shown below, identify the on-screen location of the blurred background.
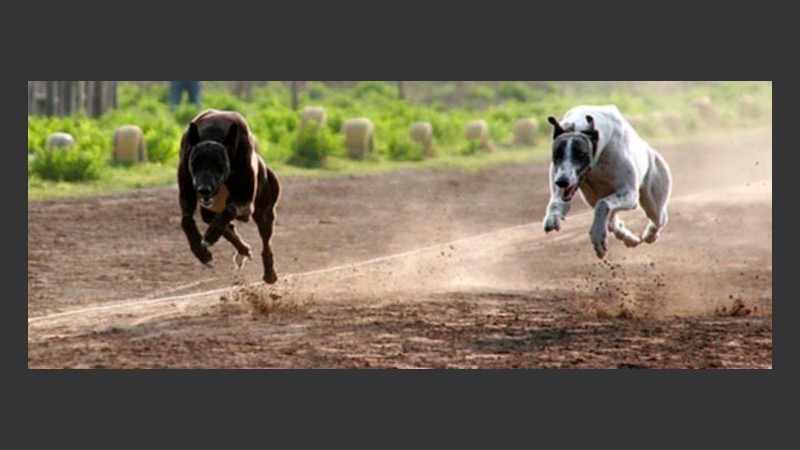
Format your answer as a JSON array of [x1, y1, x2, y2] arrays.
[[27, 81, 772, 199]]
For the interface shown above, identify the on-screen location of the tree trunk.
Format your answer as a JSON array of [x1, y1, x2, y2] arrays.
[[62, 81, 72, 115], [56, 81, 63, 116], [85, 81, 94, 116], [28, 81, 35, 115], [398, 81, 405, 100], [72, 81, 81, 114], [109, 81, 118, 109], [78, 81, 87, 114], [34, 81, 47, 115], [46, 81, 56, 116], [102, 81, 117, 111], [92, 81, 104, 117], [102, 81, 109, 112]]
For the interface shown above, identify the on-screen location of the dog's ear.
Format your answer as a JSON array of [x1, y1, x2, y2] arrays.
[[584, 115, 599, 151], [187, 122, 201, 146], [547, 116, 565, 138], [223, 122, 238, 152]]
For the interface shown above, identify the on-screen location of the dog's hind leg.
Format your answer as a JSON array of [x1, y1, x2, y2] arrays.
[[639, 152, 672, 244], [254, 168, 280, 284], [590, 189, 639, 258], [608, 213, 642, 248], [641, 204, 668, 244], [254, 209, 277, 283]]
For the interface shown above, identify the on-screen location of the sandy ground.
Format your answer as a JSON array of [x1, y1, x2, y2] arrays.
[[28, 128, 772, 368]]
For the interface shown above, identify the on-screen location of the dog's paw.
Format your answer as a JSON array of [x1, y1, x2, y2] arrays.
[[642, 231, 659, 244], [641, 223, 660, 244], [233, 251, 251, 270], [590, 228, 608, 259], [623, 235, 642, 248], [543, 215, 562, 233], [263, 269, 278, 284], [193, 244, 214, 267]]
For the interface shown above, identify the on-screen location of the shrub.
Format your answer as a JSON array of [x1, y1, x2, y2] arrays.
[[353, 81, 394, 99], [326, 109, 344, 135], [172, 103, 202, 126], [143, 120, 183, 163], [202, 90, 245, 112], [31, 143, 106, 181], [287, 127, 343, 168], [387, 136, 424, 161], [466, 84, 496, 107], [28, 116, 110, 181], [305, 81, 330, 100], [460, 140, 484, 156], [498, 81, 534, 102]]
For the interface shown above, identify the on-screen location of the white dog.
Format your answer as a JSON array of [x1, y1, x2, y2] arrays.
[[542, 105, 672, 258]]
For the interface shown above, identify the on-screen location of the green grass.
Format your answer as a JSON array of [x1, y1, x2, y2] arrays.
[[28, 162, 178, 201], [279, 144, 543, 176], [27, 125, 773, 201], [27, 144, 546, 200]]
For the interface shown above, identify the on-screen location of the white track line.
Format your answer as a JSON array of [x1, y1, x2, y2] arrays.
[[144, 278, 216, 298], [27, 219, 558, 325], [28, 180, 770, 326]]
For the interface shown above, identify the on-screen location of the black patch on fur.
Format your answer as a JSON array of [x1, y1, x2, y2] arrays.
[[569, 134, 593, 175], [552, 133, 594, 176], [552, 139, 567, 164], [547, 116, 565, 139], [583, 115, 599, 156]]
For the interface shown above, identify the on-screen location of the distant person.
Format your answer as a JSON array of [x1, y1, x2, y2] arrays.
[[169, 81, 202, 111]]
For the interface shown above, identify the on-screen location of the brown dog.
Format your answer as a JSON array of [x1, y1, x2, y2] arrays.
[[177, 109, 281, 283]]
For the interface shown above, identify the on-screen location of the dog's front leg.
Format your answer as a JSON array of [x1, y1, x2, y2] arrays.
[[543, 164, 571, 232], [589, 190, 639, 258], [179, 173, 214, 267], [201, 205, 237, 249], [543, 197, 571, 232]]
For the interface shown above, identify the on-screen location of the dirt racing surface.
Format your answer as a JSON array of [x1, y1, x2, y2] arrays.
[[28, 128, 772, 368]]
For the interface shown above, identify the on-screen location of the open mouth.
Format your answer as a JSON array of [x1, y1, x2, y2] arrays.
[[560, 184, 579, 201], [199, 197, 214, 207]]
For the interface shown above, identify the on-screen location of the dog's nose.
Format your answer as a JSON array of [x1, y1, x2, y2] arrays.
[[197, 186, 212, 197], [554, 178, 570, 189]]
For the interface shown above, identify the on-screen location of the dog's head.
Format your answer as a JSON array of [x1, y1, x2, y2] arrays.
[[186, 122, 237, 207], [547, 115, 599, 201]]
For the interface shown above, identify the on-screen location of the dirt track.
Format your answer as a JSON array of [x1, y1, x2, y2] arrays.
[[28, 128, 772, 368]]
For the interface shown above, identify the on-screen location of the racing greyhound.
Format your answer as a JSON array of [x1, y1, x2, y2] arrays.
[[542, 105, 672, 258]]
